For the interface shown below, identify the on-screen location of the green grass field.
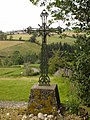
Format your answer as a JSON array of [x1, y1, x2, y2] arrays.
[[37, 35, 76, 45], [7, 33, 32, 40], [0, 65, 75, 102], [0, 76, 76, 103], [0, 41, 41, 56], [0, 41, 24, 50], [0, 34, 76, 57], [7, 34, 76, 45], [0, 64, 40, 77], [0, 66, 90, 114], [0, 67, 23, 77]]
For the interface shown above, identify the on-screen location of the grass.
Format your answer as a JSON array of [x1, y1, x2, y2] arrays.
[[0, 41, 41, 56], [0, 41, 24, 50], [36, 35, 76, 45], [0, 75, 76, 104], [0, 66, 89, 114], [0, 34, 76, 57], [7, 34, 76, 45], [0, 77, 37, 101], [0, 66, 77, 103], [0, 64, 40, 77], [7, 33, 32, 40], [51, 77, 77, 103], [0, 67, 23, 77]]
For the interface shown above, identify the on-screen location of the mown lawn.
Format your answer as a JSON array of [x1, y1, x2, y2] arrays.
[[0, 76, 76, 104], [0, 77, 37, 101]]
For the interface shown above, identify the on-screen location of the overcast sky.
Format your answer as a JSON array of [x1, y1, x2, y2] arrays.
[[0, 0, 66, 32], [0, 0, 44, 32]]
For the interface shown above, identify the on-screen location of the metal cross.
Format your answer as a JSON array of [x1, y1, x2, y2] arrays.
[[26, 10, 64, 86]]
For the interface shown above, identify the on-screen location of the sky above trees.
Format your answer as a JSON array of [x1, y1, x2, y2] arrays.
[[0, 0, 43, 32], [0, 0, 65, 32]]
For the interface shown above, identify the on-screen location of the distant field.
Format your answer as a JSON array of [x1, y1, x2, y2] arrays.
[[0, 34, 76, 57], [7, 33, 32, 40], [7, 34, 76, 45], [0, 41, 41, 56], [37, 35, 76, 45], [0, 41, 24, 50]]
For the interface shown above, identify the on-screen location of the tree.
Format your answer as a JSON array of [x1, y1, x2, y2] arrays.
[[11, 51, 24, 65], [72, 35, 90, 106], [49, 50, 68, 74], [30, 0, 90, 30], [9, 35, 13, 40], [0, 33, 7, 40]]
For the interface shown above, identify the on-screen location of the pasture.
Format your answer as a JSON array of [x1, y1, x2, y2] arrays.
[[0, 75, 76, 104], [7, 33, 76, 45], [0, 65, 76, 103], [0, 41, 24, 50], [0, 33, 76, 57], [0, 66, 90, 115], [37, 35, 76, 45], [7, 33, 32, 40], [0, 41, 41, 56]]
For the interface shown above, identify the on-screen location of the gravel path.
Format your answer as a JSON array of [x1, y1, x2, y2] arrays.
[[0, 101, 28, 109]]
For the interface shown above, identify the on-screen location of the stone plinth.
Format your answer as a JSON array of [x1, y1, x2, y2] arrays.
[[27, 84, 61, 115]]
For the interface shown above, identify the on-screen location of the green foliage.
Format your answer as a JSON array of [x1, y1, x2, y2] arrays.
[[23, 63, 39, 76], [30, 0, 90, 30], [72, 35, 90, 106], [24, 52, 39, 64], [9, 35, 13, 40], [19, 37, 22, 40], [23, 63, 33, 76], [49, 50, 68, 74], [11, 51, 24, 65], [29, 35, 36, 43], [0, 33, 7, 40], [66, 98, 80, 114]]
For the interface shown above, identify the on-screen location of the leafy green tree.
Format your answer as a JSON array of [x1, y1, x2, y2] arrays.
[[11, 51, 24, 65], [9, 35, 13, 40], [29, 35, 36, 43], [49, 50, 68, 74], [24, 52, 39, 64], [30, 0, 90, 30], [0, 33, 7, 40], [72, 35, 90, 106]]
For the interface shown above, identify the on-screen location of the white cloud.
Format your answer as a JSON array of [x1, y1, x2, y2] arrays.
[[0, 0, 43, 32]]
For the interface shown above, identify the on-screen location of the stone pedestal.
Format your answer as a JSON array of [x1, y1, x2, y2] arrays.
[[27, 84, 61, 115]]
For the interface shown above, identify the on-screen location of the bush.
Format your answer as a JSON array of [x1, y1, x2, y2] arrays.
[[72, 35, 90, 106], [66, 99, 80, 114], [29, 35, 36, 43], [23, 63, 39, 76]]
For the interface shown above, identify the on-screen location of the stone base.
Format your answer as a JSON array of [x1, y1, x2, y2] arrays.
[[27, 84, 61, 115]]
